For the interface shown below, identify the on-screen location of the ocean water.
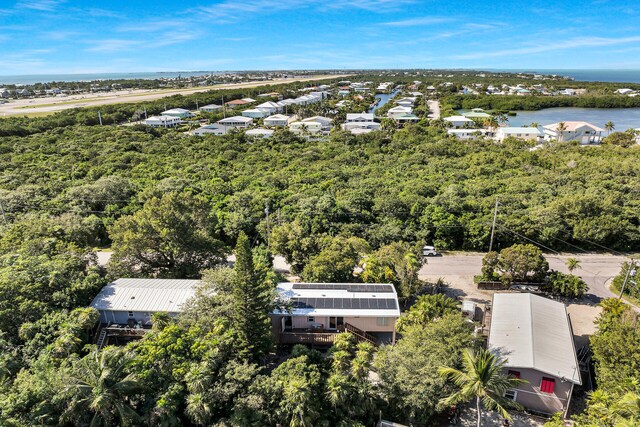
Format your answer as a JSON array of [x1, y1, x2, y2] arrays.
[[505, 107, 640, 130], [498, 69, 640, 84], [0, 71, 219, 85]]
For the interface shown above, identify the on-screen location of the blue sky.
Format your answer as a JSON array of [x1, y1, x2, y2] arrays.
[[1, 0, 640, 75]]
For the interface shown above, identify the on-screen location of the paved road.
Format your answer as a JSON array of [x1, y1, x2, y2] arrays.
[[427, 100, 440, 119], [420, 252, 627, 301]]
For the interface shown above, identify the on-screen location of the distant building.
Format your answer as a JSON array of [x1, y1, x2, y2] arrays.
[[447, 128, 489, 140], [342, 121, 381, 132], [242, 108, 270, 119], [0, 88, 10, 98], [192, 124, 228, 136], [199, 104, 223, 113], [543, 121, 604, 144], [495, 127, 543, 143], [161, 108, 193, 118], [443, 115, 476, 129], [264, 114, 291, 127], [302, 116, 332, 130], [217, 116, 253, 129], [488, 293, 581, 417], [346, 113, 375, 123], [290, 121, 324, 135], [462, 108, 491, 120], [245, 128, 274, 138], [145, 115, 181, 127], [386, 106, 413, 119]]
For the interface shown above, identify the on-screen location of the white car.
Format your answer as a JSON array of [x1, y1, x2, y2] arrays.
[[422, 245, 439, 256]]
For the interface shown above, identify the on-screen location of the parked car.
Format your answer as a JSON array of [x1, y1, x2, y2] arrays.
[[422, 245, 439, 256]]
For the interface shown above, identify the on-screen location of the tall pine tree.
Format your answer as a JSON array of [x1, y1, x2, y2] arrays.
[[232, 232, 273, 361]]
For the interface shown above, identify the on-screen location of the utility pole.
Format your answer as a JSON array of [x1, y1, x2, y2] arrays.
[[98, 111, 103, 126], [0, 200, 7, 226], [144, 106, 147, 119], [196, 98, 199, 110], [618, 260, 638, 299], [264, 201, 270, 248], [488, 199, 499, 252]]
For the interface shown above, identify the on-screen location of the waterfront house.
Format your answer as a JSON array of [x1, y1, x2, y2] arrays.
[[145, 115, 181, 127], [264, 114, 291, 127], [0, 88, 9, 98], [217, 116, 253, 129], [161, 108, 193, 118], [462, 108, 491, 120], [488, 293, 581, 417], [271, 282, 400, 346], [443, 115, 476, 128], [393, 114, 420, 124], [342, 121, 381, 132], [543, 121, 604, 144], [495, 127, 543, 143], [387, 106, 413, 119]]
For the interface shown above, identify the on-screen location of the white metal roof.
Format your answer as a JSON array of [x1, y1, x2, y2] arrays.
[[218, 115, 253, 123], [90, 278, 200, 313], [488, 293, 581, 384], [543, 121, 605, 132], [498, 127, 543, 135], [274, 282, 400, 317]]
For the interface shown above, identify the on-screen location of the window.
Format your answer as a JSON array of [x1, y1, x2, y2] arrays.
[[377, 317, 389, 326], [540, 377, 555, 394], [128, 311, 134, 318], [507, 370, 521, 379], [504, 390, 517, 401], [307, 316, 315, 323]]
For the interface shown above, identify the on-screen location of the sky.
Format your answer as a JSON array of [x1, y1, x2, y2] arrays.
[[1, 0, 640, 75]]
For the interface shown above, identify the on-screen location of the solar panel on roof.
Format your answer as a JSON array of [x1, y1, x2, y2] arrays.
[[291, 283, 395, 293], [289, 297, 398, 310]]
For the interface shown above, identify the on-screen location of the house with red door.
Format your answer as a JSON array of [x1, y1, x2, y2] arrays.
[[488, 293, 581, 417]]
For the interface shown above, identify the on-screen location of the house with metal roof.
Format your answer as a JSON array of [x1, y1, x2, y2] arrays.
[[161, 108, 194, 118], [488, 293, 581, 417], [271, 282, 401, 346], [90, 278, 200, 325], [217, 115, 254, 128]]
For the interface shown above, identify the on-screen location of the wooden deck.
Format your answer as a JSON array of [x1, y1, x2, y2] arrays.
[[279, 330, 339, 345]]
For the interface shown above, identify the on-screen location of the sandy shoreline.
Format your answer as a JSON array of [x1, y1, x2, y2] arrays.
[[0, 74, 351, 117]]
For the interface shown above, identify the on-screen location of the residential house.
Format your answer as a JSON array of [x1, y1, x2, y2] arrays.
[[91, 278, 199, 325], [242, 108, 270, 119], [387, 106, 413, 119], [245, 128, 274, 138], [145, 115, 181, 127], [346, 113, 375, 123], [255, 101, 282, 114], [225, 99, 250, 107], [616, 88, 635, 95], [289, 121, 323, 135], [302, 116, 332, 130], [217, 116, 253, 129], [447, 128, 489, 140], [0, 88, 9, 98], [462, 108, 491, 120], [271, 282, 400, 346], [161, 108, 194, 118], [264, 114, 291, 127], [338, 90, 351, 97], [488, 293, 581, 417], [15, 88, 30, 97], [342, 121, 381, 132], [495, 127, 543, 143], [192, 124, 228, 136], [443, 115, 476, 129], [543, 121, 604, 144], [393, 114, 420, 124], [241, 97, 256, 103], [199, 104, 223, 113]]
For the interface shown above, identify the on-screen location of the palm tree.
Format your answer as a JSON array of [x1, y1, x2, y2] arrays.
[[64, 347, 143, 426], [439, 348, 527, 427], [556, 121, 567, 142], [605, 121, 615, 135], [565, 257, 581, 274], [151, 311, 172, 331]]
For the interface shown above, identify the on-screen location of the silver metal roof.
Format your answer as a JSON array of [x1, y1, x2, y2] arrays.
[[90, 278, 200, 313], [488, 293, 581, 384]]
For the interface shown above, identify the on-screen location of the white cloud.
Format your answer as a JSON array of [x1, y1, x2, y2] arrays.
[[380, 16, 452, 27], [455, 36, 640, 59], [16, 0, 65, 11]]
